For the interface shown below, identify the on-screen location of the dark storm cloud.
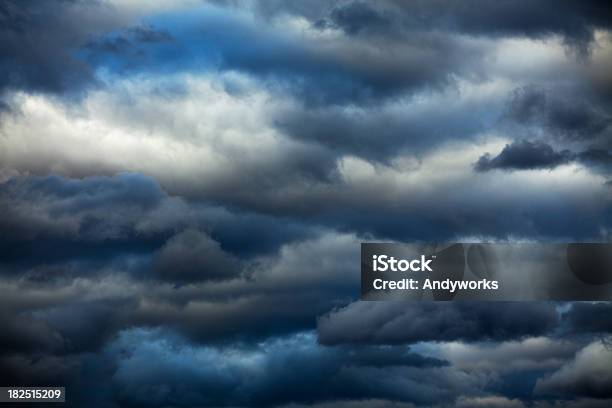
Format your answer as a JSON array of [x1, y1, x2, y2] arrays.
[[576, 148, 612, 173], [0, 173, 174, 264], [0, 312, 64, 355], [2, 2, 612, 407], [318, 0, 612, 56], [153, 228, 241, 283], [0, 173, 319, 265], [475, 140, 573, 171], [317, 302, 559, 345], [505, 86, 612, 143], [133, 8, 487, 107], [313, 192, 611, 245], [0, 0, 129, 99], [97, 330, 464, 408], [84, 24, 173, 65], [1, 0, 610, 111], [38, 299, 135, 353], [0, 172, 610, 405], [0, 1, 487, 106], [4, 167, 611, 293], [253, 0, 612, 47], [123, 232, 359, 343], [474, 140, 612, 173], [563, 302, 612, 334], [322, 2, 389, 35], [341, 346, 448, 369], [273, 96, 495, 161], [478, 87, 612, 174], [0, 1, 169, 106], [0, 173, 361, 347]]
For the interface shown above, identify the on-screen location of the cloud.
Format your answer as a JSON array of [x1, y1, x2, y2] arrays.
[[323, 2, 389, 35], [505, 86, 611, 142], [475, 140, 573, 171], [0, 311, 65, 355], [531, 399, 612, 408], [1, 55, 610, 243], [436, 337, 579, 374], [498, 85, 612, 175], [273, 80, 502, 162], [84, 24, 173, 63], [1, 2, 612, 407], [0, 328, 470, 407], [0, 217, 362, 348], [20, 1, 479, 107], [576, 148, 612, 173], [0, 0, 133, 99], [0, 173, 185, 265], [317, 0, 612, 57], [279, 400, 419, 408], [317, 302, 559, 345], [0, 1, 494, 107], [535, 340, 612, 398], [0, 172, 320, 265], [455, 396, 525, 408], [100, 329, 469, 407], [126, 232, 360, 343], [154, 228, 241, 283], [2, 0, 611, 113], [562, 302, 612, 334], [474, 140, 612, 174]]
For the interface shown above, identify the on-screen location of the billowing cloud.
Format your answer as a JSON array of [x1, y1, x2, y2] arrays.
[[436, 337, 579, 374], [1, 1, 612, 407], [475, 140, 612, 174], [505, 86, 611, 143], [154, 228, 241, 282], [535, 340, 612, 398], [0, 0, 139, 100], [318, 1, 612, 55], [475, 140, 574, 171], [317, 302, 559, 345], [16, 329, 467, 407]]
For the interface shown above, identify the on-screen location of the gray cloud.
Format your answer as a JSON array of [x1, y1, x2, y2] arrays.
[[535, 340, 612, 398], [455, 396, 525, 408], [0, 173, 321, 264], [320, 1, 612, 56], [273, 91, 496, 162], [323, 2, 389, 35], [317, 302, 559, 345], [0, 312, 64, 355], [475, 140, 612, 174], [1, 2, 612, 407], [506, 87, 612, 142], [154, 228, 241, 283], [475, 140, 573, 171], [0, 0, 132, 99], [0, 225, 360, 349], [563, 302, 612, 334], [89, 330, 474, 407]]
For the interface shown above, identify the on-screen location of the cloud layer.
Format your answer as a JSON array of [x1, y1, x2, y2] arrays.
[[1, 1, 612, 407]]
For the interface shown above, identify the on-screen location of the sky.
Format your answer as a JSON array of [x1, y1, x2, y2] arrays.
[[1, 0, 612, 407]]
